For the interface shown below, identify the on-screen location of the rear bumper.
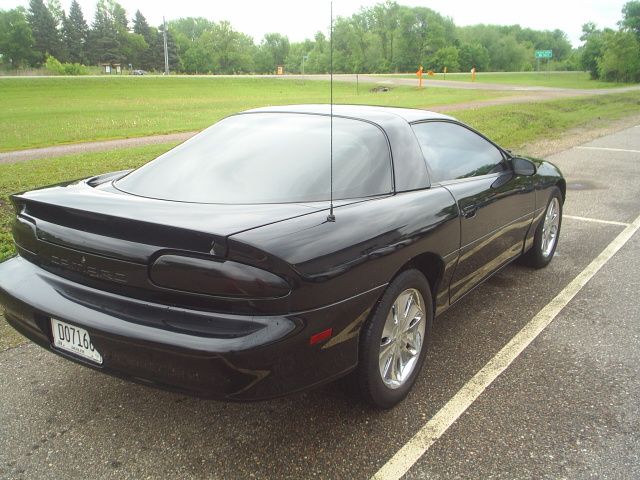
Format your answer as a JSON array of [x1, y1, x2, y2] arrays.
[[0, 256, 384, 400]]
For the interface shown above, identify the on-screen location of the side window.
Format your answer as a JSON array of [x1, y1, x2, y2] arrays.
[[411, 122, 506, 182]]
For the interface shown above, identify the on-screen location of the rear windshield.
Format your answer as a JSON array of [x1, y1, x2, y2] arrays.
[[116, 113, 393, 204]]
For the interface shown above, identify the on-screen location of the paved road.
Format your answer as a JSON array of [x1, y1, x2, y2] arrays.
[[0, 133, 193, 165], [0, 126, 639, 479], [294, 73, 640, 94]]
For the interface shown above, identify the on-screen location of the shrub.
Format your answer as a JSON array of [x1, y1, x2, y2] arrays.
[[44, 55, 89, 75]]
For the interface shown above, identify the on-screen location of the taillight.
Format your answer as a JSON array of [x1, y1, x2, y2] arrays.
[[149, 254, 290, 298]]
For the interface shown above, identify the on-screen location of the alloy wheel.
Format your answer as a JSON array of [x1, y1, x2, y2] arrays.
[[541, 197, 560, 258], [378, 288, 426, 389]]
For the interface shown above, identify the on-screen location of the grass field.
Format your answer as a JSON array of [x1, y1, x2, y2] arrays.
[[454, 92, 640, 147], [0, 142, 177, 261], [385, 71, 636, 89], [0, 76, 511, 151], [1, 91, 638, 263]]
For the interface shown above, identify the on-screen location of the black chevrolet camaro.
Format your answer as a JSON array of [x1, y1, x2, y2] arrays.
[[0, 105, 564, 408]]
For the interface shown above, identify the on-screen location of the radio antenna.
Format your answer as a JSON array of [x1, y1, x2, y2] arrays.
[[327, 1, 336, 222]]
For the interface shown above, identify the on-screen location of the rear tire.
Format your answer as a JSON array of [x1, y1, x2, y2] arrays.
[[356, 269, 433, 409], [521, 187, 562, 269]]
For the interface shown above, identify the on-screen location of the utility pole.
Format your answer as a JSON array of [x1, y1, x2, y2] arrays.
[[163, 16, 169, 75]]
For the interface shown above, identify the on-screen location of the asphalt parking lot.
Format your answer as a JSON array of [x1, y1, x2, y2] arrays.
[[1, 125, 639, 479]]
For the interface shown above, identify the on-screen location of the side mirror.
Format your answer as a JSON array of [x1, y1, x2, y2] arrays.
[[512, 157, 536, 176]]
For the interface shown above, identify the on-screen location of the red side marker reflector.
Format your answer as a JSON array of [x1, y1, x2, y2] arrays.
[[309, 328, 333, 346]]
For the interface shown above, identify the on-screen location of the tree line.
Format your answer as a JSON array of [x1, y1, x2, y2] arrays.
[[0, 0, 638, 81], [0, 0, 179, 72], [581, 1, 640, 82]]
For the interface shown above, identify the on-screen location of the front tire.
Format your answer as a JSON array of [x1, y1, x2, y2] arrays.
[[522, 187, 562, 268], [356, 269, 433, 409]]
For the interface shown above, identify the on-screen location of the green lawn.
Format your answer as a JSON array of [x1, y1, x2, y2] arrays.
[[453, 92, 640, 148], [1, 90, 638, 264], [383, 71, 636, 89], [0, 142, 177, 261], [0, 76, 511, 152]]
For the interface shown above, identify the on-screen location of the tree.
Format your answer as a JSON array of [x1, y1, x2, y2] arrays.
[[620, 1, 640, 38], [133, 10, 157, 70], [580, 22, 606, 79], [87, 0, 121, 64], [27, 0, 63, 64], [87, 0, 142, 66], [428, 46, 460, 72], [597, 30, 640, 81], [120, 32, 147, 67], [393, 6, 431, 72], [369, 0, 400, 70], [0, 8, 36, 67], [169, 17, 216, 73], [111, 1, 128, 31], [305, 32, 330, 73], [255, 32, 290, 73], [169, 17, 215, 42], [284, 39, 314, 73], [63, 0, 88, 64], [4, 0, 628, 75], [46, 0, 64, 26], [180, 36, 213, 73], [490, 35, 531, 71], [458, 43, 490, 71]]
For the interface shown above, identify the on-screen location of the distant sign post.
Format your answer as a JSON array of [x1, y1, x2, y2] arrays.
[[535, 50, 553, 73], [535, 50, 553, 59]]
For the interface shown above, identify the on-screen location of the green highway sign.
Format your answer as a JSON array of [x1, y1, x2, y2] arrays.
[[535, 50, 553, 59]]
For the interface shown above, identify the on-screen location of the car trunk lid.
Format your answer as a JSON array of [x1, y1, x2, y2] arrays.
[[12, 177, 323, 262], [10, 177, 324, 311]]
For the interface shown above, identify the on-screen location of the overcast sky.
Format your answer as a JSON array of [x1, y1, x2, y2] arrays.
[[0, 0, 628, 47]]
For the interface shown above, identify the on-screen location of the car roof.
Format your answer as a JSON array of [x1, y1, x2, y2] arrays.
[[242, 104, 455, 125]]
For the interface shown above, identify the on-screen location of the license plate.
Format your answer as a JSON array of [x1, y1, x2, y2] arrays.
[[51, 318, 103, 364]]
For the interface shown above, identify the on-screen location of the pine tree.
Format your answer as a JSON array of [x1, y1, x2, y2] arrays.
[[133, 10, 155, 70], [27, 0, 63, 63], [87, 0, 121, 64], [133, 10, 151, 38], [47, 0, 67, 60], [63, 0, 88, 64]]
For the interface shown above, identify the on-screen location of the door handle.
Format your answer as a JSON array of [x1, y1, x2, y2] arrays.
[[462, 205, 478, 219]]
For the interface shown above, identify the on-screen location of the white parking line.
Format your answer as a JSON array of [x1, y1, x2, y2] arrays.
[[372, 213, 640, 480], [563, 215, 630, 227], [576, 146, 640, 154]]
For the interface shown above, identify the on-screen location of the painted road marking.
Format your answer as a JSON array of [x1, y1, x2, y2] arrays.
[[372, 213, 640, 480], [576, 146, 640, 154], [563, 215, 630, 227]]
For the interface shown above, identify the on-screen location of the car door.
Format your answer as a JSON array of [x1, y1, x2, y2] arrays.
[[411, 121, 535, 304]]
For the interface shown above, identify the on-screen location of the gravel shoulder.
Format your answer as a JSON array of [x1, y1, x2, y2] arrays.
[[0, 313, 24, 352]]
